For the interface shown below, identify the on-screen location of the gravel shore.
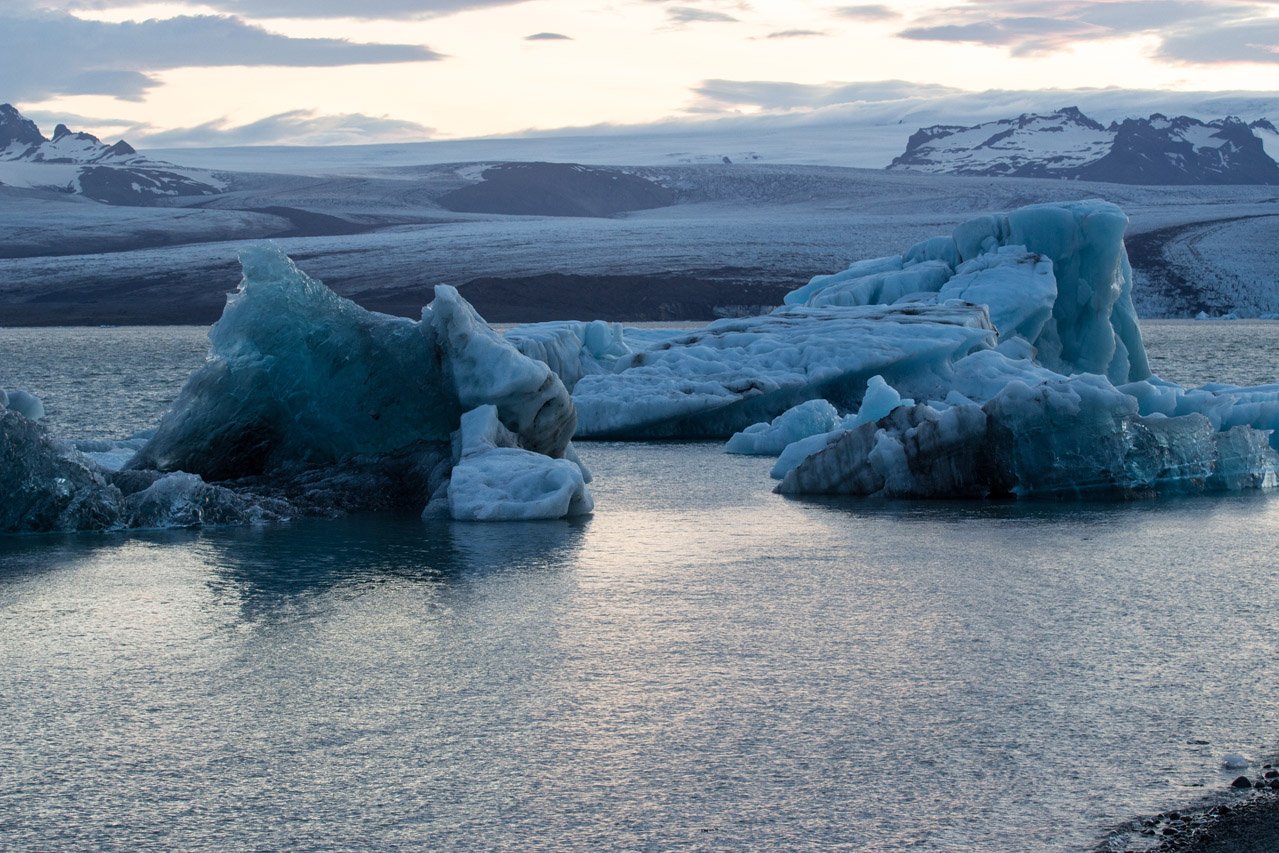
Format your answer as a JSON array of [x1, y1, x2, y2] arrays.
[[1102, 764, 1279, 851]]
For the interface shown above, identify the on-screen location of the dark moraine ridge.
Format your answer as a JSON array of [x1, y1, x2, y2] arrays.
[[361, 269, 804, 323], [437, 162, 676, 217], [0, 267, 805, 326]]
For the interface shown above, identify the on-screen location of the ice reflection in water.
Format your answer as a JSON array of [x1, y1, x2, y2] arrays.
[[3, 325, 1279, 849]]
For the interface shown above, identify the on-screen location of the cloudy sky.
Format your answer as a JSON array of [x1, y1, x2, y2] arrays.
[[4, 0, 1279, 146]]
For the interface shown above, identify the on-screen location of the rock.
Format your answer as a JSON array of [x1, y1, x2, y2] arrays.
[[1264, 770, 1278, 779], [1232, 776, 1254, 788]]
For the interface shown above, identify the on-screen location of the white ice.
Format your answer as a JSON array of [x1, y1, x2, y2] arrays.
[[572, 302, 994, 439], [1, 389, 44, 421], [725, 399, 841, 456], [439, 405, 594, 521]]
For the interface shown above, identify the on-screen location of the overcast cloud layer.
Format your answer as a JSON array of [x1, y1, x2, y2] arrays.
[[5, 0, 1278, 145], [0, 10, 440, 101]]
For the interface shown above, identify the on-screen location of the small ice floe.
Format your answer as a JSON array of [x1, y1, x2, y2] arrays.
[[1221, 753, 1250, 770]]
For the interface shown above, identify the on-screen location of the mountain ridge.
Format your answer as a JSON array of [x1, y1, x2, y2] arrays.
[[889, 107, 1279, 184], [0, 103, 224, 204]]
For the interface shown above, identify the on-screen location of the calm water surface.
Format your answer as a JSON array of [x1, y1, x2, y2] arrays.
[[2, 321, 1279, 850]]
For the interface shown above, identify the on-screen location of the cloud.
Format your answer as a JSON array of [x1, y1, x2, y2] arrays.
[[1159, 17, 1279, 63], [897, 1, 1279, 62], [42, 0, 532, 21], [0, 11, 441, 101], [692, 79, 963, 111], [765, 29, 827, 38], [667, 6, 740, 24], [834, 4, 901, 20], [135, 109, 434, 146], [525, 31, 572, 40]]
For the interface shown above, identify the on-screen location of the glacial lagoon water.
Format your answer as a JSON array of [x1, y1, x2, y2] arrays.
[[2, 321, 1279, 850]]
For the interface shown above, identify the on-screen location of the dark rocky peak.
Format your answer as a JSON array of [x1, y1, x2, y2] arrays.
[[1251, 118, 1277, 133], [901, 124, 966, 154], [0, 103, 47, 148], [1053, 106, 1108, 131]]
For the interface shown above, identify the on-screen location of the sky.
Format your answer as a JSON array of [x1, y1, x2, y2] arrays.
[[3, 0, 1279, 146]]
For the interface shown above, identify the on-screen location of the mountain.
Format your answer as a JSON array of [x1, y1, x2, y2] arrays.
[[0, 103, 224, 204], [888, 107, 1279, 184]]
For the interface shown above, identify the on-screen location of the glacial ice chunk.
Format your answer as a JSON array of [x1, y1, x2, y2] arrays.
[[725, 399, 841, 456], [1, 389, 45, 421], [573, 302, 995, 438], [122, 472, 286, 529], [130, 246, 456, 480], [0, 408, 121, 533], [439, 405, 593, 521], [128, 246, 579, 522], [777, 374, 1279, 499], [769, 375, 912, 479], [787, 200, 1149, 384]]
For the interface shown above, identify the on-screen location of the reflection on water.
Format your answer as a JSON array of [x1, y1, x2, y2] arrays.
[[4, 328, 1279, 849], [195, 514, 589, 619], [8, 444, 1275, 850]]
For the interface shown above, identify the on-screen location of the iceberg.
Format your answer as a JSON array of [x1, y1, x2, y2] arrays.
[[432, 405, 594, 521], [130, 247, 576, 480], [725, 399, 841, 456], [572, 302, 995, 438], [777, 375, 1279, 499], [786, 200, 1148, 383], [3, 246, 590, 532], [0, 406, 122, 533], [768, 200, 1279, 500]]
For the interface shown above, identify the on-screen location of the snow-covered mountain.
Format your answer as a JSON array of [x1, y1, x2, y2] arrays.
[[0, 103, 225, 204], [889, 107, 1279, 184]]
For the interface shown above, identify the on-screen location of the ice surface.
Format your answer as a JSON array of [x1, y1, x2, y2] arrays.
[[788, 201, 1149, 384], [725, 399, 841, 456], [129, 247, 578, 523], [0, 244, 585, 530], [1, 388, 45, 421], [437, 405, 594, 521], [572, 302, 995, 438]]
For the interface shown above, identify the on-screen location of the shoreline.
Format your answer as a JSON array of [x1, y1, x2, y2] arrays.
[[1102, 764, 1279, 851]]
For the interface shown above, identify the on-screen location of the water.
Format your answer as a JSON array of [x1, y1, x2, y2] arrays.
[[3, 322, 1279, 850]]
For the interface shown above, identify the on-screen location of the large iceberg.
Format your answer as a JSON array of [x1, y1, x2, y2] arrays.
[[2, 247, 592, 532], [565, 201, 1147, 440], [785, 200, 1148, 383], [759, 200, 1279, 499]]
